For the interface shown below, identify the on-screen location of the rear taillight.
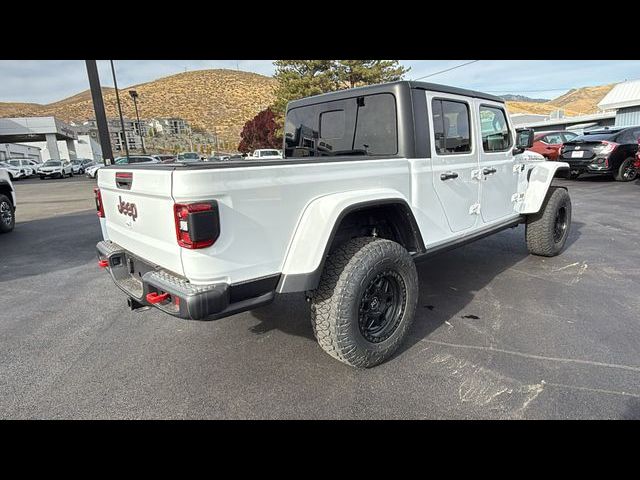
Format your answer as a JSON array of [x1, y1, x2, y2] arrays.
[[94, 187, 105, 218], [593, 141, 618, 156], [174, 201, 220, 249]]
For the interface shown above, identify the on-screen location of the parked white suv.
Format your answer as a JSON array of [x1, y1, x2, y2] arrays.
[[95, 81, 572, 368], [0, 162, 25, 181], [6, 158, 37, 176], [0, 168, 16, 233], [39, 159, 74, 179]]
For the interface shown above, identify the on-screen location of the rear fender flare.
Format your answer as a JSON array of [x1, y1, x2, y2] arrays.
[[277, 189, 419, 293]]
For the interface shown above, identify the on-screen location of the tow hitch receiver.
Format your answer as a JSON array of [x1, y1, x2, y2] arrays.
[[146, 291, 170, 304], [127, 297, 149, 311]]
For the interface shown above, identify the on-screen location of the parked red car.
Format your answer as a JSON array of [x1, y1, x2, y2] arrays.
[[528, 130, 579, 161], [635, 139, 640, 170]]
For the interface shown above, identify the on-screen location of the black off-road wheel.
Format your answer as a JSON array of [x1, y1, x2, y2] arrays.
[[310, 237, 419, 368], [614, 158, 637, 182], [526, 187, 572, 257], [569, 172, 580, 180], [0, 194, 15, 233]]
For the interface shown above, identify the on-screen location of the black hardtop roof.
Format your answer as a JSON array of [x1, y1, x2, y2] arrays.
[[286, 80, 504, 110]]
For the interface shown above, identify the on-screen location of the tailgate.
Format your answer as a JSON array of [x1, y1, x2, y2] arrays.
[[97, 167, 184, 276]]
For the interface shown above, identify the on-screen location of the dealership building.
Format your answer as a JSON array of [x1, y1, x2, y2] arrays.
[[0, 116, 102, 162], [0, 142, 41, 162]]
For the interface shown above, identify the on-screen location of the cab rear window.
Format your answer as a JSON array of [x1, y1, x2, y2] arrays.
[[285, 93, 398, 158]]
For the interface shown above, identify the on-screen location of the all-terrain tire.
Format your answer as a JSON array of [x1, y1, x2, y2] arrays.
[[310, 237, 418, 368], [526, 186, 571, 257], [0, 194, 15, 233], [569, 172, 580, 180], [613, 157, 637, 182]]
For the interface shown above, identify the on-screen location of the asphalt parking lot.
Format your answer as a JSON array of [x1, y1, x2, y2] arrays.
[[1, 174, 640, 419]]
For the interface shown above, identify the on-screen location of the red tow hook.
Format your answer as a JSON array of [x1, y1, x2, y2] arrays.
[[146, 292, 170, 304], [98, 259, 109, 268]]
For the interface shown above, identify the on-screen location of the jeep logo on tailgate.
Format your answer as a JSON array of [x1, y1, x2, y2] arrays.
[[117, 196, 138, 221]]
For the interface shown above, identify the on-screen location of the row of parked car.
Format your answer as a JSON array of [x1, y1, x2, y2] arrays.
[[84, 149, 285, 179], [0, 157, 100, 180], [528, 125, 640, 182]]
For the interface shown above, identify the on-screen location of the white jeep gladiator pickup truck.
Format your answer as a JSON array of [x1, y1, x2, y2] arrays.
[[95, 81, 571, 368]]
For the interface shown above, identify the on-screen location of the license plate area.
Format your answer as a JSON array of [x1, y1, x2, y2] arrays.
[[571, 150, 585, 158], [108, 252, 156, 299]]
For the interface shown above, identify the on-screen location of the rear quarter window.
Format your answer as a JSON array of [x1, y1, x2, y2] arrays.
[[285, 93, 397, 158]]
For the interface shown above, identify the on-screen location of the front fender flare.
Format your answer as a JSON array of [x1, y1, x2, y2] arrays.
[[276, 188, 414, 293], [520, 162, 569, 214]]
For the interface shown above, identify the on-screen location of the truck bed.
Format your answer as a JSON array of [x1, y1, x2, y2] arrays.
[[98, 157, 415, 285]]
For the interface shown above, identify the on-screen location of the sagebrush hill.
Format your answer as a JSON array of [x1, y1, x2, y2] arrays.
[[0, 69, 277, 147], [505, 83, 616, 116]]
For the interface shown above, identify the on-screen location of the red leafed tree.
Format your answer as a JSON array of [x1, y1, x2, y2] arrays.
[[238, 108, 282, 153]]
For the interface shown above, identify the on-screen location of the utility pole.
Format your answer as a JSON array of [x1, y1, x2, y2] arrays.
[[110, 60, 130, 160], [85, 61, 113, 164], [129, 90, 146, 154]]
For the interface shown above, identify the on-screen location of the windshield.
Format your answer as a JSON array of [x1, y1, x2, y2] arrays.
[[44, 161, 61, 166], [571, 133, 617, 142], [114, 157, 128, 164]]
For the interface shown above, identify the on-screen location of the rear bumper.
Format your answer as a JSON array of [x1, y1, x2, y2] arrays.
[[96, 240, 277, 320], [562, 159, 613, 175]]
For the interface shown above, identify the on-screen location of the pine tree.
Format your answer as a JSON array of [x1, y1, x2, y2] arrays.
[[333, 60, 409, 89], [271, 60, 410, 118]]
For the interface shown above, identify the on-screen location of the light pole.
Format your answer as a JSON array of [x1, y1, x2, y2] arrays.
[[128, 89, 146, 154], [110, 60, 129, 161], [85, 61, 113, 164]]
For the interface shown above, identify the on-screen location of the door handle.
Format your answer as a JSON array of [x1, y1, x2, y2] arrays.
[[483, 167, 497, 175], [440, 171, 459, 181]]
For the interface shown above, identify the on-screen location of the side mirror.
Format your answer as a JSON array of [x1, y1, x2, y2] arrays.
[[513, 128, 534, 154]]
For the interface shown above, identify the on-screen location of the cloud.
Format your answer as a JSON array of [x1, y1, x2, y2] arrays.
[[1, 60, 640, 104]]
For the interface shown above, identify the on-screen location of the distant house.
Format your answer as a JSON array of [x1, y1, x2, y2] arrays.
[[597, 79, 640, 127], [147, 118, 191, 136], [83, 118, 148, 153]]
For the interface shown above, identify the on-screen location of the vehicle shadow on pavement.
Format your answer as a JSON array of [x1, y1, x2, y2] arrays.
[[250, 222, 584, 359], [0, 210, 101, 283]]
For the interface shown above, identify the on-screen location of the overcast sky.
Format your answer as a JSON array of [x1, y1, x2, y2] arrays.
[[1, 60, 639, 104]]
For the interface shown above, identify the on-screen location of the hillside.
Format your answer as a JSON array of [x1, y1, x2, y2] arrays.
[[505, 83, 616, 117], [500, 94, 547, 103], [0, 69, 277, 147]]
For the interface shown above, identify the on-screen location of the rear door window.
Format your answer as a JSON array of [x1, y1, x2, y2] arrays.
[[562, 132, 578, 142], [431, 99, 472, 154]]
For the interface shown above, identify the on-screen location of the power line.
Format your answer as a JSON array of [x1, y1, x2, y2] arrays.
[[412, 60, 480, 81]]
